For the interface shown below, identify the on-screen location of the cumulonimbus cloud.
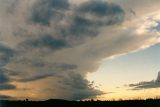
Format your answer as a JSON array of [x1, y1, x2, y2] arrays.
[[0, 0, 160, 100]]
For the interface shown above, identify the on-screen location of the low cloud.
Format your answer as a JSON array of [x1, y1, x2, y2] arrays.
[[0, 95, 13, 100], [0, 45, 14, 67], [0, 84, 16, 91], [21, 35, 69, 50], [0, 69, 16, 90], [128, 71, 160, 90], [18, 73, 54, 82], [0, 72, 10, 84], [59, 72, 103, 100]]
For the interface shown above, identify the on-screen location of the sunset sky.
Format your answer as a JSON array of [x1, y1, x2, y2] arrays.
[[0, 0, 160, 101]]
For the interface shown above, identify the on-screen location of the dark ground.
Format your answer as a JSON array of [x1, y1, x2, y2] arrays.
[[1, 99, 160, 107]]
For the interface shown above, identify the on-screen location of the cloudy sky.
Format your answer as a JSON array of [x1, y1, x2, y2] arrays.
[[0, 0, 160, 101]]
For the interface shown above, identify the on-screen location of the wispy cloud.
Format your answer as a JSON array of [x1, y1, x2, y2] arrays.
[[128, 71, 160, 90]]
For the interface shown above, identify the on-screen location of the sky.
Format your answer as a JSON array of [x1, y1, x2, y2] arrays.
[[0, 0, 160, 101], [88, 43, 160, 100]]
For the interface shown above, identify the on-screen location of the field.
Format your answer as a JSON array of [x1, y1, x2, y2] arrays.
[[1, 99, 160, 107]]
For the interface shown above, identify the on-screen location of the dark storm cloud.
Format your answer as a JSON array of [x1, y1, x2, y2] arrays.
[[60, 73, 103, 100], [0, 68, 20, 77], [13, 58, 78, 71], [0, 84, 16, 90], [66, 0, 125, 39], [31, 0, 69, 25], [29, 0, 125, 45], [77, 0, 124, 21], [18, 73, 54, 82], [0, 45, 14, 56], [17, 63, 77, 82], [128, 72, 160, 90], [0, 45, 14, 66], [62, 73, 90, 89], [26, 35, 69, 50], [71, 89, 103, 100], [53, 63, 78, 71], [0, 72, 10, 84], [67, 16, 98, 39], [0, 95, 12, 100], [0, 68, 16, 83], [30, 62, 77, 71], [0, 69, 16, 90]]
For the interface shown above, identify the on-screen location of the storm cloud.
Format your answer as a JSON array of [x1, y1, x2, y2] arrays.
[[18, 73, 54, 82], [0, 45, 14, 67], [0, 72, 9, 84], [0, 84, 16, 91], [0, 0, 160, 100], [0, 70, 16, 90], [31, 0, 69, 25], [59, 72, 103, 100], [0, 95, 13, 100], [22, 35, 69, 50]]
